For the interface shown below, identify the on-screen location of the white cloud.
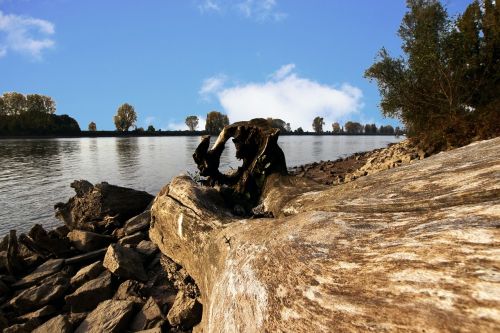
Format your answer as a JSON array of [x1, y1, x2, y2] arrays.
[[200, 64, 364, 131], [0, 10, 55, 59], [270, 63, 295, 81], [198, 0, 221, 12], [165, 115, 206, 131], [199, 74, 227, 100], [197, 0, 286, 22]]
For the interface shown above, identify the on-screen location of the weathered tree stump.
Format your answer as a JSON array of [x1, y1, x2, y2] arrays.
[[193, 118, 288, 214]]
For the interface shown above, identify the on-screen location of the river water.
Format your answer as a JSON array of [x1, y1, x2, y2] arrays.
[[0, 135, 402, 235]]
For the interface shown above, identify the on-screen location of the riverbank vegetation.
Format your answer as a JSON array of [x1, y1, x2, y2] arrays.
[[0, 93, 80, 136], [365, 0, 499, 152]]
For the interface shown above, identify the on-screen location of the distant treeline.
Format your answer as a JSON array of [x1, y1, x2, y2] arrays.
[[0, 93, 80, 136]]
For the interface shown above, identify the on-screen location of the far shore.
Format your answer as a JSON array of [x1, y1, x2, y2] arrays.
[[0, 131, 403, 139]]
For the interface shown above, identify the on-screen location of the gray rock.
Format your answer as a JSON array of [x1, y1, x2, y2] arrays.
[[8, 272, 69, 312], [135, 240, 158, 257], [12, 259, 64, 289], [65, 270, 113, 312], [130, 297, 164, 331], [118, 232, 144, 246], [55, 180, 154, 231], [32, 315, 71, 333], [75, 299, 135, 333], [27, 224, 71, 257], [167, 291, 202, 329], [68, 312, 87, 327], [70, 260, 104, 288], [103, 244, 147, 281], [67, 230, 113, 252], [124, 210, 151, 235], [16, 305, 56, 323], [113, 279, 145, 305]]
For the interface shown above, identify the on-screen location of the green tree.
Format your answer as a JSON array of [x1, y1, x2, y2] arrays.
[[365, 0, 499, 150], [312, 116, 325, 133], [26, 94, 56, 114], [185, 115, 199, 131], [113, 103, 137, 132], [379, 125, 395, 135], [88, 121, 97, 131], [0, 97, 5, 116], [2, 92, 26, 115], [205, 111, 229, 134], [332, 122, 341, 134], [345, 121, 363, 134], [295, 127, 304, 134], [147, 125, 156, 132]]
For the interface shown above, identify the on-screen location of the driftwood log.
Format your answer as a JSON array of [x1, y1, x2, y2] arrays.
[[150, 137, 500, 332], [193, 119, 288, 214]]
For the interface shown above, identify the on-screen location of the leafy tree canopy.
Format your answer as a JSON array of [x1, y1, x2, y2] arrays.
[[114, 103, 137, 132], [205, 111, 229, 134], [365, 0, 499, 151]]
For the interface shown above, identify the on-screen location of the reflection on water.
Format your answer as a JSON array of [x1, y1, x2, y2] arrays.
[[116, 137, 140, 177], [0, 135, 402, 235]]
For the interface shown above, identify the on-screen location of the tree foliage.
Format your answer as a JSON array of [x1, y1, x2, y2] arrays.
[[185, 116, 199, 131], [88, 122, 97, 131], [365, 0, 499, 151], [0, 92, 80, 135], [312, 116, 325, 133], [113, 103, 137, 132], [205, 111, 229, 134], [344, 121, 363, 134], [147, 125, 156, 132], [332, 122, 341, 133]]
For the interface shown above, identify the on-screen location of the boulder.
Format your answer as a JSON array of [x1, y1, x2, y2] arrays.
[[32, 315, 71, 333], [70, 260, 104, 288], [166, 290, 202, 329], [135, 240, 158, 257], [123, 210, 151, 235], [54, 180, 154, 231], [65, 270, 113, 312], [27, 224, 71, 257], [130, 297, 164, 331], [68, 312, 87, 327], [67, 230, 113, 252], [12, 259, 64, 289], [4, 230, 24, 276], [114, 279, 146, 304], [150, 137, 500, 332], [16, 305, 56, 324], [103, 244, 147, 281], [8, 272, 69, 312], [75, 299, 135, 333]]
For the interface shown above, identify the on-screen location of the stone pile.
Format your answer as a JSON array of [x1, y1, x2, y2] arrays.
[[0, 181, 202, 333], [291, 139, 426, 185]]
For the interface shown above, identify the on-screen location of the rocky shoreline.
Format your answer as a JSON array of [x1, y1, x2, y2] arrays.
[[0, 181, 202, 332], [290, 138, 426, 185]]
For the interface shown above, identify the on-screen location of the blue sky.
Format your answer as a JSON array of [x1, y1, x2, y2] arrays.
[[1, 0, 471, 131]]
